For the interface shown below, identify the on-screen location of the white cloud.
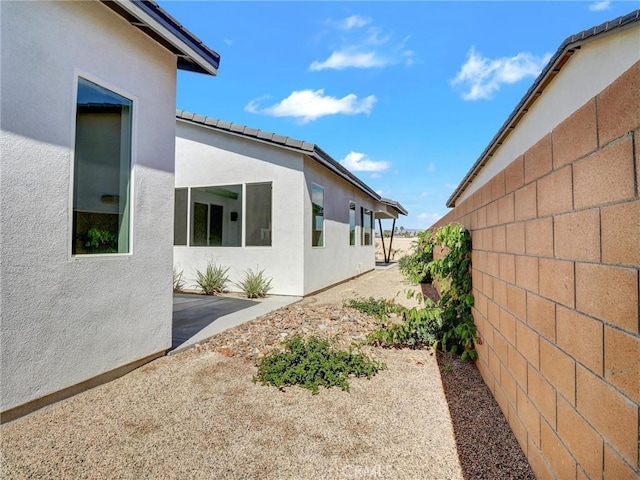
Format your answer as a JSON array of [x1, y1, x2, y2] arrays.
[[310, 16, 414, 71], [340, 152, 390, 172], [223, 39, 233, 46], [370, 172, 382, 179], [337, 15, 370, 30], [451, 47, 551, 100], [589, 1, 611, 11], [445, 183, 458, 189], [427, 162, 436, 173], [417, 212, 444, 223], [310, 50, 389, 71], [245, 89, 376, 124]]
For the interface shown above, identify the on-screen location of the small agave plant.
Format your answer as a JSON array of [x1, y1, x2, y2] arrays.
[[236, 268, 273, 298]]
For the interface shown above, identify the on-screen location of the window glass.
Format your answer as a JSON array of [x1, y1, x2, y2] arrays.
[[72, 77, 132, 254], [362, 207, 372, 246], [349, 201, 356, 246], [190, 185, 242, 246], [312, 184, 324, 247], [174, 188, 188, 245], [246, 183, 272, 246]]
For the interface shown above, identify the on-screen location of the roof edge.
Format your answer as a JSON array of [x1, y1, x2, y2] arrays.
[[380, 197, 408, 216], [176, 110, 381, 202], [102, 0, 220, 75], [446, 9, 640, 208]]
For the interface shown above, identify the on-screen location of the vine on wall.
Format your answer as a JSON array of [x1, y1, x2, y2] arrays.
[[367, 223, 478, 360]]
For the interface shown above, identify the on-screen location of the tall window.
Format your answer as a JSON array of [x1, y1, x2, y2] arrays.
[[72, 77, 132, 254], [311, 184, 324, 247], [362, 207, 372, 246], [246, 183, 272, 246], [349, 201, 356, 246]]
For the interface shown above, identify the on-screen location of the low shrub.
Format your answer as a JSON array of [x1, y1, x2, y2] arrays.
[[343, 296, 400, 321], [254, 335, 385, 394], [194, 262, 230, 295], [236, 268, 273, 298]]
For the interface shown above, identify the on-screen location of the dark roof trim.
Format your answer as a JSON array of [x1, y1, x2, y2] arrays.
[[380, 197, 408, 216], [176, 110, 381, 201], [101, 0, 220, 75], [447, 9, 640, 208]]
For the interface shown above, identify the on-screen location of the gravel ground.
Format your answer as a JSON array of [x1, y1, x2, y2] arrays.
[[1, 266, 533, 479]]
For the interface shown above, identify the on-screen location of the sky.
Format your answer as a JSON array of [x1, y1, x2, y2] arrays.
[[159, 0, 638, 230]]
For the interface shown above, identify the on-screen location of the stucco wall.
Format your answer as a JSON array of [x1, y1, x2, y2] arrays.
[[431, 59, 639, 479], [174, 121, 306, 296], [0, 1, 177, 412], [302, 158, 377, 295]]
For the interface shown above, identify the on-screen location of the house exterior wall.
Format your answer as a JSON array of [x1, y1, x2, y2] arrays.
[[457, 27, 640, 205], [0, 1, 177, 412], [174, 121, 306, 296], [302, 158, 378, 295], [431, 59, 639, 479]]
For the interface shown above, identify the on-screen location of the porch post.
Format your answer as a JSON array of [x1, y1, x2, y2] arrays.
[[387, 218, 396, 263], [378, 218, 387, 264]]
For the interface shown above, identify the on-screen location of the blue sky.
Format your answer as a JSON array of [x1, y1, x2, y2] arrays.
[[160, 0, 637, 229]]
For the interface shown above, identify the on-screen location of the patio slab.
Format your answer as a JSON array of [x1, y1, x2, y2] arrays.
[[171, 293, 302, 354]]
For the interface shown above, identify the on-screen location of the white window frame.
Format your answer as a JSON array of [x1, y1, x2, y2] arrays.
[[349, 200, 357, 246], [68, 72, 137, 259], [311, 183, 325, 248]]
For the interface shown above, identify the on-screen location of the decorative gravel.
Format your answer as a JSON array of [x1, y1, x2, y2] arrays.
[[1, 266, 534, 479]]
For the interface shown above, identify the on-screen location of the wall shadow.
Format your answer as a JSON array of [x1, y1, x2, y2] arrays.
[[436, 352, 535, 480]]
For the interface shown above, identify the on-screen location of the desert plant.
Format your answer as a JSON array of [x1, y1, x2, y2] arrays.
[[254, 335, 385, 394], [344, 296, 400, 321], [367, 223, 478, 361], [235, 268, 273, 298], [194, 261, 229, 295], [173, 268, 186, 292], [398, 229, 434, 284]]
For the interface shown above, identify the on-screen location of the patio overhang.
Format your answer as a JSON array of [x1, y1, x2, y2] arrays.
[[375, 197, 408, 264]]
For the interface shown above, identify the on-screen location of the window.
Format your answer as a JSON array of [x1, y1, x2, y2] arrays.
[[349, 201, 356, 246], [174, 188, 188, 246], [191, 185, 242, 246], [361, 207, 372, 246], [72, 77, 132, 255], [311, 184, 324, 247], [246, 183, 272, 246]]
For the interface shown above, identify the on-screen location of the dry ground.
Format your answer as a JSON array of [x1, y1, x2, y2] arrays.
[[1, 266, 533, 480]]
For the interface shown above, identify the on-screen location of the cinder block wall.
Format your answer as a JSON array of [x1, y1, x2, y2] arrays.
[[431, 62, 639, 479]]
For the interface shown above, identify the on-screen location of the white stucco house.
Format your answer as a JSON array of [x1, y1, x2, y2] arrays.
[[174, 111, 407, 296], [0, 1, 219, 421]]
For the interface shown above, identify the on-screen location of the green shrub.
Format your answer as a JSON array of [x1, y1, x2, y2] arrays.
[[368, 223, 478, 361], [194, 262, 230, 295], [235, 268, 273, 298], [398, 229, 434, 284], [173, 268, 186, 292], [367, 301, 443, 349], [344, 296, 400, 321], [85, 228, 118, 253], [254, 335, 385, 394]]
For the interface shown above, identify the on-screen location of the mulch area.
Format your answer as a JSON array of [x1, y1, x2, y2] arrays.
[[437, 353, 536, 480]]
